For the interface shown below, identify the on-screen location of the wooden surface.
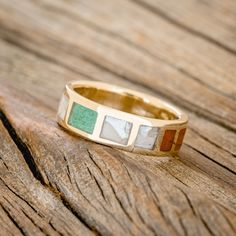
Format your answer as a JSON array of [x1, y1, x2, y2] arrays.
[[0, 0, 236, 235]]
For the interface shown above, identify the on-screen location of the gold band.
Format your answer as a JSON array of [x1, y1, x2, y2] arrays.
[[57, 81, 188, 155]]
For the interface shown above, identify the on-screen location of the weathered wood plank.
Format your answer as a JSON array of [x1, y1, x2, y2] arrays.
[[0, 119, 94, 236], [0, 31, 235, 177], [133, 0, 236, 53], [0, 0, 236, 235], [0, 0, 236, 131], [0, 38, 235, 235], [1, 93, 236, 235], [1, 85, 236, 235], [0, 205, 23, 236]]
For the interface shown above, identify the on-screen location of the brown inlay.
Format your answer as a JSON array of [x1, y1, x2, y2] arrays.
[[160, 130, 176, 152], [174, 128, 186, 151]]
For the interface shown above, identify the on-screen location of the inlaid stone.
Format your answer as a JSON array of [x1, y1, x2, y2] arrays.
[[68, 102, 98, 134], [57, 94, 69, 120], [100, 116, 132, 145], [174, 128, 186, 151], [160, 130, 176, 152], [134, 125, 159, 149]]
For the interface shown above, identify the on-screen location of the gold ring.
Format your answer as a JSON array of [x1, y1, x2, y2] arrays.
[[57, 81, 188, 155]]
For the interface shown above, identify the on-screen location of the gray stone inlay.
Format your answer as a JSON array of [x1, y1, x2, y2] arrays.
[[134, 125, 159, 149], [100, 116, 132, 145]]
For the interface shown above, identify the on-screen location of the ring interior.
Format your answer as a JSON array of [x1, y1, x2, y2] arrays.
[[74, 86, 178, 120]]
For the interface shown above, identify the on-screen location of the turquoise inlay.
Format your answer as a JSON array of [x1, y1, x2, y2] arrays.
[[68, 102, 98, 134]]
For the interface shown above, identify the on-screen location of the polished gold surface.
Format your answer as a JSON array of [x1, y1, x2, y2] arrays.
[[74, 87, 177, 120]]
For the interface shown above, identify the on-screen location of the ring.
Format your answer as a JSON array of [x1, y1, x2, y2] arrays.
[[57, 81, 188, 155]]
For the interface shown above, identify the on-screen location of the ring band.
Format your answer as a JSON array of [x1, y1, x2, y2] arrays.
[[57, 81, 188, 155]]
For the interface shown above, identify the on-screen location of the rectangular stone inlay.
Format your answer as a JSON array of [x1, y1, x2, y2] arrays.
[[68, 102, 98, 134], [100, 116, 132, 145], [174, 128, 186, 151], [160, 130, 176, 152], [135, 125, 159, 149], [58, 94, 69, 120]]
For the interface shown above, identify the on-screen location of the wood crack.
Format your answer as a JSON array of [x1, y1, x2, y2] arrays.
[[87, 149, 156, 235], [0, 110, 44, 183], [185, 143, 236, 176], [198, 213, 215, 236], [48, 220, 64, 236], [55, 192, 101, 236], [217, 207, 236, 234], [63, 155, 73, 185], [0, 178, 39, 215], [145, 177, 180, 235], [86, 150, 106, 178], [42, 170, 101, 235], [0, 156, 9, 170], [21, 209, 47, 235], [0, 203, 26, 236], [189, 127, 236, 157], [179, 218, 188, 236], [86, 150, 136, 234], [135, 205, 157, 236], [0, 110, 101, 235], [145, 178, 165, 218], [86, 165, 107, 203], [176, 187, 197, 216], [159, 166, 188, 187]]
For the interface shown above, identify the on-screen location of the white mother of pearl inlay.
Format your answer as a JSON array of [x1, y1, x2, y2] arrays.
[[100, 116, 132, 145]]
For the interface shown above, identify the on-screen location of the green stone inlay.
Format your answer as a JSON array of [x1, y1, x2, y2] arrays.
[[68, 102, 98, 134]]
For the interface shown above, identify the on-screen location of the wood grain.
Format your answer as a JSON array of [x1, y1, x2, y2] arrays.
[[133, 0, 236, 54], [0, 119, 94, 236], [0, 0, 236, 131], [0, 0, 236, 235]]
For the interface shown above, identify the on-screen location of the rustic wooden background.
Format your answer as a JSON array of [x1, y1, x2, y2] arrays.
[[0, 0, 236, 235]]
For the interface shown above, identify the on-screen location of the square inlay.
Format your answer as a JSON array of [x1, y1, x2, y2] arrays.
[[68, 102, 98, 134], [100, 116, 132, 145], [134, 125, 159, 149], [160, 130, 176, 152], [58, 94, 69, 120]]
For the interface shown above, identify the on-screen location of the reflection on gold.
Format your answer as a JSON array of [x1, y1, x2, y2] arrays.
[[75, 87, 177, 120]]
